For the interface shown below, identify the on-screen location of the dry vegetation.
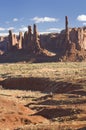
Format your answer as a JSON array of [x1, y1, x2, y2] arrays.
[[0, 62, 86, 130], [0, 62, 86, 80]]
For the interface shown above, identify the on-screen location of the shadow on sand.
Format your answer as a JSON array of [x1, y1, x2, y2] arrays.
[[0, 77, 84, 95]]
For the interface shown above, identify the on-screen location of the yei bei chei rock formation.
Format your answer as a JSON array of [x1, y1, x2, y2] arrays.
[[0, 16, 86, 62]]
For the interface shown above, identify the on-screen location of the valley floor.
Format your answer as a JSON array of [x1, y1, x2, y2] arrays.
[[0, 62, 86, 130]]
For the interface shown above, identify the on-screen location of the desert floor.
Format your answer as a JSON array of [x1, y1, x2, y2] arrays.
[[0, 62, 86, 130]]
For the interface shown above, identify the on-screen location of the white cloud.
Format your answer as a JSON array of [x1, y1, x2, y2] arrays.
[[77, 15, 86, 21], [0, 27, 15, 32], [47, 28, 63, 33], [0, 33, 8, 36], [7, 27, 15, 30], [32, 16, 58, 23], [0, 27, 5, 31], [39, 31, 51, 34], [39, 27, 63, 34], [19, 27, 28, 32], [83, 22, 86, 26], [13, 18, 18, 22]]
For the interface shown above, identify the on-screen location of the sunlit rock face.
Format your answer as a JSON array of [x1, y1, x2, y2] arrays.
[[0, 16, 86, 61]]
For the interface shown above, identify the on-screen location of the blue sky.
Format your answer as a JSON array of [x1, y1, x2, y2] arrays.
[[0, 0, 86, 36]]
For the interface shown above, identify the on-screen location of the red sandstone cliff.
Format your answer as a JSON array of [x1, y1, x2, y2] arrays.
[[0, 16, 86, 62]]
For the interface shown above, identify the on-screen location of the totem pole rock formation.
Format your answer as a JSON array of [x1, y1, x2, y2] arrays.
[[22, 24, 44, 54], [8, 30, 18, 51], [65, 16, 69, 42], [33, 24, 41, 53], [28, 26, 32, 42], [23, 31, 28, 50], [63, 16, 77, 60], [0, 15, 86, 61], [77, 28, 84, 50], [27, 26, 33, 51], [8, 30, 12, 50], [62, 16, 71, 56], [18, 32, 23, 49]]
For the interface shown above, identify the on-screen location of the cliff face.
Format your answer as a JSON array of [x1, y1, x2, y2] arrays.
[[40, 33, 58, 52], [0, 16, 86, 62], [40, 27, 86, 61], [40, 16, 86, 61]]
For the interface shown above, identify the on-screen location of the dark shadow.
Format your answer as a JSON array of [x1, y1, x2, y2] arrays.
[[70, 90, 86, 96], [77, 127, 86, 130], [26, 97, 86, 108], [0, 50, 58, 63], [33, 107, 82, 119], [0, 77, 83, 93], [36, 99, 86, 106]]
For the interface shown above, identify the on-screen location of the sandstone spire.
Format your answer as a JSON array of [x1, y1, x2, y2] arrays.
[[33, 24, 41, 53], [28, 26, 32, 42], [18, 32, 23, 49], [65, 16, 69, 41], [23, 31, 28, 50], [33, 24, 38, 42], [8, 30, 13, 50]]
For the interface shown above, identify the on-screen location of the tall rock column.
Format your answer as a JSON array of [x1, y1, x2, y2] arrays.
[[8, 30, 13, 50], [63, 16, 70, 55], [27, 26, 33, 52], [8, 30, 19, 51], [28, 26, 32, 42], [80, 28, 84, 49], [18, 32, 23, 49], [23, 31, 28, 50], [65, 16, 69, 42], [33, 24, 41, 53], [77, 28, 83, 50]]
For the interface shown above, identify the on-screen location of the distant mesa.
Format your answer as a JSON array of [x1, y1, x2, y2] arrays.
[[0, 16, 86, 62]]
